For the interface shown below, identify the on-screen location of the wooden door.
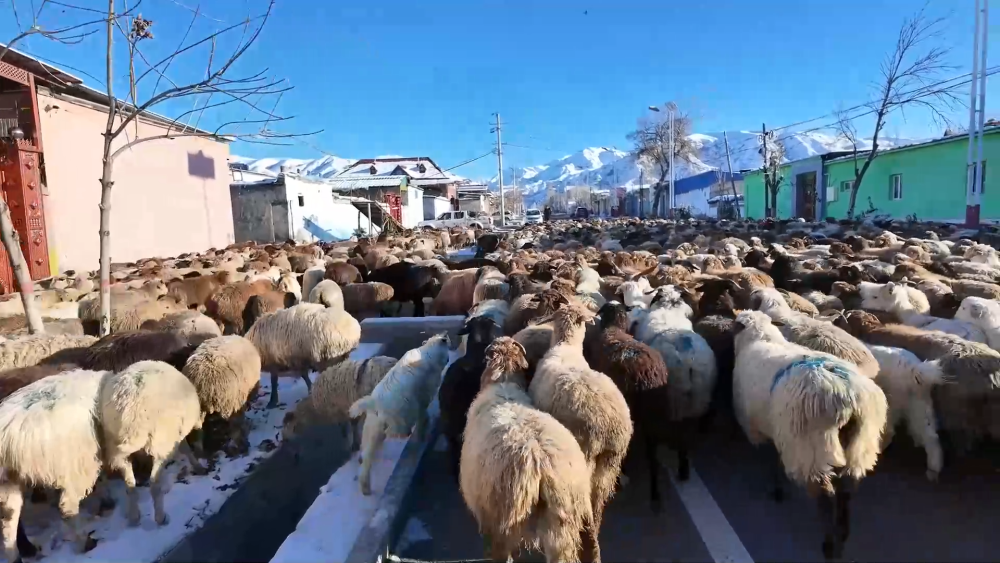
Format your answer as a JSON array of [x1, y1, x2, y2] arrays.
[[0, 145, 49, 292]]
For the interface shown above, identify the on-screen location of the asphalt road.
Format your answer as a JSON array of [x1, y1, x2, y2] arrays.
[[393, 400, 1000, 563]]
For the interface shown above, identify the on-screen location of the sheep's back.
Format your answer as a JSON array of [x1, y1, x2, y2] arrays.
[[0, 369, 105, 489], [782, 321, 880, 378], [183, 335, 262, 418]]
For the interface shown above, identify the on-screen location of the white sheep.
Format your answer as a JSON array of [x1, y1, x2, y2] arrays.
[[277, 273, 303, 303], [0, 369, 105, 562], [300, 266, 327, 303], [245, 302, 362, 408], [867, 282, 987, 343], [0, 333, 97, 371], [100, 360, 205, 527], [349, 333, 451, 495], [630, 285, 718, 421], [529, 305, 632, 562], [858, 281, 929, 314], [732, 310, 888, 559], [616, 278, 655, 309], [955, 296, 1000, 351], [865, 344, 948, 481], [307, 279, 345, 309]]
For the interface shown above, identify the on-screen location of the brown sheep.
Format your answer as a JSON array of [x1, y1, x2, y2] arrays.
[[205, 279, 275, 334], [325, 262, 363, 285], [242, 291, 298, 334], [0, 363, 80, 401], [167, 270, 232, 311], [73, 330, 197, 372]]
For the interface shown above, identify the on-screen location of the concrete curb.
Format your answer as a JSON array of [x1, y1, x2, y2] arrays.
[[344, 416, 442, 563]]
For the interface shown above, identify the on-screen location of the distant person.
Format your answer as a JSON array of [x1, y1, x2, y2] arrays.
[[543, 206, 551, 222]]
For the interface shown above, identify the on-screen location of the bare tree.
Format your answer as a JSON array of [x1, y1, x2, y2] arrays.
[[835, 6, 960, 219], [95, 0, 318, 336], [0, 0, 121, 334], [627, 104, 695, 217], [759, 132, 786, 218]]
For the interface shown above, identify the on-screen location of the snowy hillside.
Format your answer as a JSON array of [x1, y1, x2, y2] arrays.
[[493, 131, 916, 206], [231, 155, 355, 178]]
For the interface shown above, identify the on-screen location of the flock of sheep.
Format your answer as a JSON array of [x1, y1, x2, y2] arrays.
[[339, 216, 1000, 562], [0, 215, 998, 563]]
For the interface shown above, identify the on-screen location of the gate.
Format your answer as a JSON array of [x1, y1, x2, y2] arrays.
[[0, 61, 50, 294], [383, 193, 402, 223]]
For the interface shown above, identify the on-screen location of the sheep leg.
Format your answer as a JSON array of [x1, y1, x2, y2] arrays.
[[447, 435, 462, 481], [766, 443, 787, 503], [358, 416, 387, 496], [58, 490, 95, 554], [413, 297, 425, 317], [906, 398, 943, 482], [833, 475, 854, 547], [645, 434, 663, 514], [149, 452, 173, 526], [107, 450, 141, 526], [816, 486, 839, 561], [179, 440, 209, 476], [414, 409, 429, 442], [0, 481, 26, 563], [266, 372, 281, 409], [300, 371, 313, 392], [15, 520, 36, 560]]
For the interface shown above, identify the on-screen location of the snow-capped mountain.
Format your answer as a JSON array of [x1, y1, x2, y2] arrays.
[[491, 131, 917, 206], [230, 155, 355, 178]]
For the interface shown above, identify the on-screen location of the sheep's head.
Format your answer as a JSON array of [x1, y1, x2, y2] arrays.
[[597, 301, 631, 330], [548, 304, 594, 344], [482, 337, 529, 389], [548, 277, 576, 298], [648, 285, 692, 317], [696, 279, 740, 317], [732, 309, 785, 348], [421, 332, 452, 361], [835, 309, 881, 336], [458, 315, 499, 347], [474, 265, 503, 283], [702, 255, 725, 274], [956, 296, 1000, 327], [964, 243, 999, 265]]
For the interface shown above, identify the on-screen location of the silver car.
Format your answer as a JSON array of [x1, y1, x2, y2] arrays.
[[525, 209, 543, 224]]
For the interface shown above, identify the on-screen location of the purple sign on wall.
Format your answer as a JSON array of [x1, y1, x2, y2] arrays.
[[187, 151, 216, 179]]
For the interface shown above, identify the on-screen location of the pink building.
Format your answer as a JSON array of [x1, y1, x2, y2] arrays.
[[0, 47, 234, 290]]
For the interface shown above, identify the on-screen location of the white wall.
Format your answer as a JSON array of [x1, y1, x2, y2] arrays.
[[423, 196, 451, 220], [401, 186, 424, 228], [283, 176, 370, 241], [675, 188, 714, 217]]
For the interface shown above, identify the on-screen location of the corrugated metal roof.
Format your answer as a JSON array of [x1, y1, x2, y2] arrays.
[[327, 176, 410, 190]]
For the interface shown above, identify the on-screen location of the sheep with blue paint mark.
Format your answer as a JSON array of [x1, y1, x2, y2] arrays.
[[732, 310, 888, 560], [629, 285, 718, 423]]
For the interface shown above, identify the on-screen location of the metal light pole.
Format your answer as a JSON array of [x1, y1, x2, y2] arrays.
[[492, 113, 505, 227], [666, 101, 677, 216]]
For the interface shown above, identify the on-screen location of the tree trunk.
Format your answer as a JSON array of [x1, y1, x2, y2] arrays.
[[0, 201, 44, 334], [98, 162, 114, 337], [769, 186, 778, 219], [846, 185, 860, 220], [651, 186, 663, 218]]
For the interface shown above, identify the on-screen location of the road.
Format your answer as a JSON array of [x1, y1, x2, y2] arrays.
[[394, 405, 1000, 562]]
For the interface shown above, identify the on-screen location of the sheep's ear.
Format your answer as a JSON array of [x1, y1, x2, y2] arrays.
[[457, 324, 469, 336], [643, 288, 657, 295], [770, 319, 786, 327]]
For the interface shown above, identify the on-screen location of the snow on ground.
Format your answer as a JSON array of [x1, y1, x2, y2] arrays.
[[270, 349, 460, 563], [13, 344, 384, 563], [15, 373, 309, 563]]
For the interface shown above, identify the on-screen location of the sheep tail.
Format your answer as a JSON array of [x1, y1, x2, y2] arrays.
[[535, 458, 590, 559], [840, 376, 889, 481], [913, 359, 950, 387], [348, 395, 376, 419]]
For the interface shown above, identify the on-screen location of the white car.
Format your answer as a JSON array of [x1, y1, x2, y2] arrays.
[[416, 210, 491, 230], [525, 209, 543, 224]]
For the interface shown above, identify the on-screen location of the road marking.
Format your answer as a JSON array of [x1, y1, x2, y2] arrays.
[[663, 452, 754, 563]]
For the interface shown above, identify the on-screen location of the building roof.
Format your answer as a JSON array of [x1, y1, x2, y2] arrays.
[[673, 170, 744, 194], [1, 43, 224, 141]]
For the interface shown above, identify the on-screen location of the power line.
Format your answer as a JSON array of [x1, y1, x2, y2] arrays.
[[443, 150, 495, 172]]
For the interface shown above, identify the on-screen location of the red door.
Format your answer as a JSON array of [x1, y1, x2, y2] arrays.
[[0, 145, 50, 293], [383, 193, 402, 223]]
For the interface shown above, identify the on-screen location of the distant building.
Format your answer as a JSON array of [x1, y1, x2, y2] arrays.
[[327, 157, 458, 228], [743, 128, 1000, 223], [0, 45, 233, 291]]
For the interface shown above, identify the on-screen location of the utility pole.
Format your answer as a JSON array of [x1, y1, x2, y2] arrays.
[[639, 168, 645, 219], [967, 0, 990, 226], [492, 113, 505, 226], [723, 131, 741, 219], [761, 122, 770, 218]]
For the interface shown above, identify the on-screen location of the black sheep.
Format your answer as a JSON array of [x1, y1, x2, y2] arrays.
[[437, 316, 499, 479], [586, 302, 679, 513], [366, 261, 442, 317]]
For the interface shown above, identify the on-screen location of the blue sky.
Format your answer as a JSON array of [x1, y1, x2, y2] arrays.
[[3, 0, 999, 181]]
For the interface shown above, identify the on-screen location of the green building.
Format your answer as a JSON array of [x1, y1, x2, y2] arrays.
[[743, 127, 1000, 223]]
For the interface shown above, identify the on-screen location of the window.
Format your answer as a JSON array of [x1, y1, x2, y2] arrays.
[[841, 180, 854, 192], [890, 174, 903, 200], [297, 195, 305, 207], [970, 161, 988, 194], [436, 212, 452, 220], [455, 211, 466, 219], [468, 211, 478, 218]]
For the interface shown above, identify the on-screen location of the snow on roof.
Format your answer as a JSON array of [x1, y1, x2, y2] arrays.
[[337, 157, 451, 181], [327, 176, 412, 191]]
